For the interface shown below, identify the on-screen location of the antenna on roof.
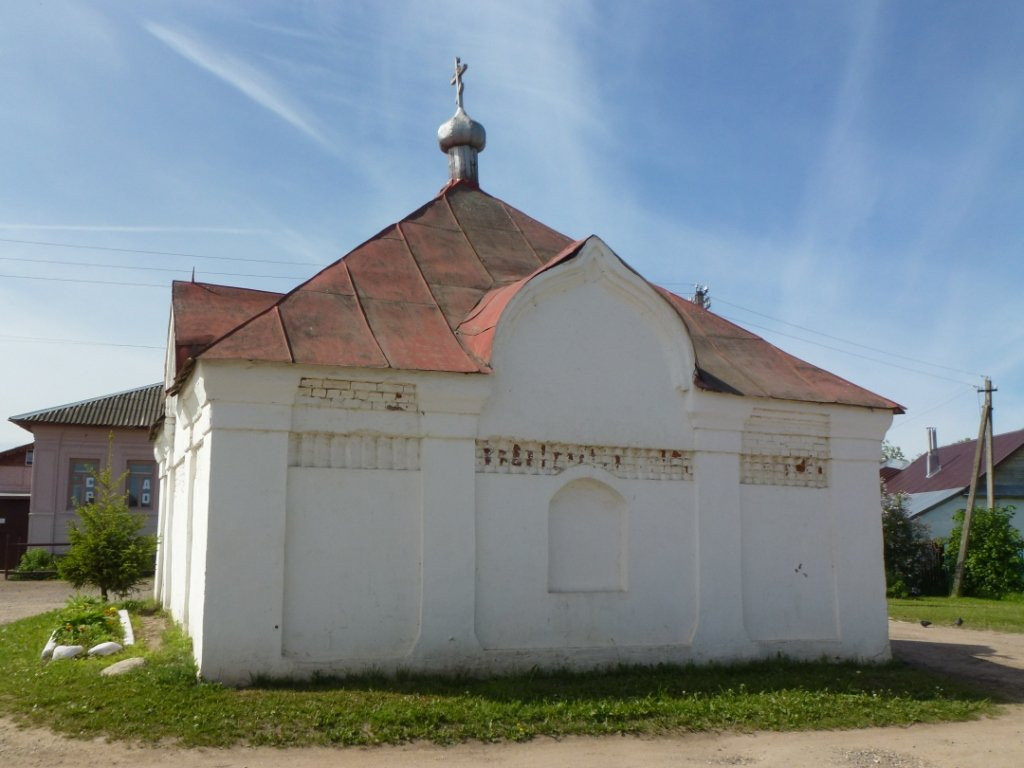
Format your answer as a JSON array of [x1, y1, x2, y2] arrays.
[[692, 284, 711, 310], [437, 57, 486, 186], [191, 266, 196, 283]]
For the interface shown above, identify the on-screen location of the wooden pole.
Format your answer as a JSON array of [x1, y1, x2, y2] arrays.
[[984, 377, 995, 509], [950, 387, 991, 597]]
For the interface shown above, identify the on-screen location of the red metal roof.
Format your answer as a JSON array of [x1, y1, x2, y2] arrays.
[[171, 181, 901, 412], [885, 428, 1024, 494], [172, 282, 282, 374]]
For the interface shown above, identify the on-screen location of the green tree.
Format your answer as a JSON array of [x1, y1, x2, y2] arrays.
[[58, 442, 157, 600], [944, 506, 1024, 598], [881, 488, 942, 596], [882, 440, 906, 463]]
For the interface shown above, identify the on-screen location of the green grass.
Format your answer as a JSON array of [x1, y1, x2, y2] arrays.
[[888, 593, 1024, 633], [0, 610, 997, 747]]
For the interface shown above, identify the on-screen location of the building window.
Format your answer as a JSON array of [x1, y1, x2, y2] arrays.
[[68, 459, 99, 508], [126, 461, 155, 509], [25, 448, 33, 466]]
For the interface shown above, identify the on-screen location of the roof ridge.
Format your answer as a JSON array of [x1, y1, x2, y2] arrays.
[[343, 259, 392, 368], [498, 199, 545, 269], [441, 187, 497, 285]]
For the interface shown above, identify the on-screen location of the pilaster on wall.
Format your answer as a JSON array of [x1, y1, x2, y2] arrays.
[[688, 403, 755, 658], [192, 363, 295, 682], [412, 379, 489, 662], [829, 408, 893, 659]]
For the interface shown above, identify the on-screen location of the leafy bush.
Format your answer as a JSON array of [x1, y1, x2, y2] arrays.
[[58, 439, 157, 600], [881, 489, 944, 597], [53, 594, 122, 647], [944, 506, 1024, 598], [14, 548, 58, 579]]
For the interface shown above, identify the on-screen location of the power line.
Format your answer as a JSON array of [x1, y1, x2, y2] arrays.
[[0, 255, 308, 281], [0, 333, 163, 350], [885, 386, 979, 431], [711, 296, 985, 379], [0, 272, 166, 289], [0, 236, 324, 267], [719, 314, 978, 386], [656, 281, 986, 380]]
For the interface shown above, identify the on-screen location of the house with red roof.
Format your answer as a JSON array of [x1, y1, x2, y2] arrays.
[[884, 427, 1024, 540], [155, 64, 902, 683]]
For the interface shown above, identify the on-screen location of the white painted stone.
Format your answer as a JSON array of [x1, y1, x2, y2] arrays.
[[118, 609, 135, 645], [51, 645, 84, 660], [155, 237, 893, 683], [41, 631, 57, 660], [88, 641, 123, 656]]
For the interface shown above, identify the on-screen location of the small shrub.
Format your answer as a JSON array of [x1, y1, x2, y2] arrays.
[[14, 548, 58, 580], [58, 437, 157, 600], [53, 595, 122, 647], [945, 506, 1024, 598]]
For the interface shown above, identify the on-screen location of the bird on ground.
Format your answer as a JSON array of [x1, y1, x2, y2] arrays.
[[920, 620, 932, 627], [954, 617, 964, 626]]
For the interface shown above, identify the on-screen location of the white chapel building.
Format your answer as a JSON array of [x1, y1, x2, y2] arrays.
[[155, 64, 902, 684]]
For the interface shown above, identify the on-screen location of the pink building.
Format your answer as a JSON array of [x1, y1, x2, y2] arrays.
[[0, 443, 33, 570], [8, 383, 164, 556]]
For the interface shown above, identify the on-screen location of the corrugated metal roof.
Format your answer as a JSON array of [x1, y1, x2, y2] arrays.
[[171, 181, 901, 412], [904, 488, 965, 518], [10, 383, 164, 430], [885, 428, 1024, 494]]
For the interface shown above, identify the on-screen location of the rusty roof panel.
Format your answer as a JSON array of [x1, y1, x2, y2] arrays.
[[172, 281, 282, 374], [404, 194, 462, 231], [430, 283, 493, 330], [657, 288, 902, 411], [447, 186, 518, 232], [172, 282, 282, 346], [463, 227, 544, 283], [402, 221, 493, 290], [360, 297, 479, 372], [503, 204, 574, 260], [184, 183, 900, 413], [280, 290, 389, 368], [201, 307, 293, 362], [11, 383, 164, 429], [346, 232, 436, 304], [302, 260, 357, 296]]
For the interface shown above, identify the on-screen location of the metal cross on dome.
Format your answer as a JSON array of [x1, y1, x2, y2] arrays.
[[450, 57, 468, 109]]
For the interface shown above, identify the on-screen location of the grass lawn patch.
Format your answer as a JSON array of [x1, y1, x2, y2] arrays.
[[0, 610, 997, 747], [888, 593, 1024, 633]]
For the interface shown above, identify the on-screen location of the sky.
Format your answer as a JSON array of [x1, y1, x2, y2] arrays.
[[1, 0, 1022, 459]]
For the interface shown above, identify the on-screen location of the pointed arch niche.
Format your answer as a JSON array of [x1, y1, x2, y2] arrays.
[[548, 478, 628, 593]]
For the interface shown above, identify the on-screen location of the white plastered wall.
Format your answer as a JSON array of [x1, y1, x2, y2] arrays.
[[155, 236, 892, 682]]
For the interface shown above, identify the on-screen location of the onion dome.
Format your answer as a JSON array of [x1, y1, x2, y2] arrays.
[[437, 57, 486, 185]]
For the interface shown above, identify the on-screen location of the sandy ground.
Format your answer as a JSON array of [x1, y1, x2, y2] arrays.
[[2, 580, 1023, 767]]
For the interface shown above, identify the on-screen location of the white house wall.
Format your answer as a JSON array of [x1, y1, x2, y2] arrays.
[[282, 468, 423, 661], [156, 239, 893, 683]]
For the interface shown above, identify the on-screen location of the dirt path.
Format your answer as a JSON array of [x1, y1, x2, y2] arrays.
[[2, 583, 1022, 767]]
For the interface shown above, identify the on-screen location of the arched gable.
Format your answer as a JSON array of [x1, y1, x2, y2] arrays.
[[478, 236, 696, 448]]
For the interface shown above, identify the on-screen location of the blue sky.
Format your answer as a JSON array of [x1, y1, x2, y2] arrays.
[[1, 0, 1022, 459]]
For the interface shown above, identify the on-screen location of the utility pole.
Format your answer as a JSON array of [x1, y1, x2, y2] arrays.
[[951, 377, 995, 597], [985, 377, 995, 509]]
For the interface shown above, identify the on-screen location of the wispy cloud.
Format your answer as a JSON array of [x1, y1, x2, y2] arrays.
[[144, 21, 329, 149], [0, 224, 269, 234]]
